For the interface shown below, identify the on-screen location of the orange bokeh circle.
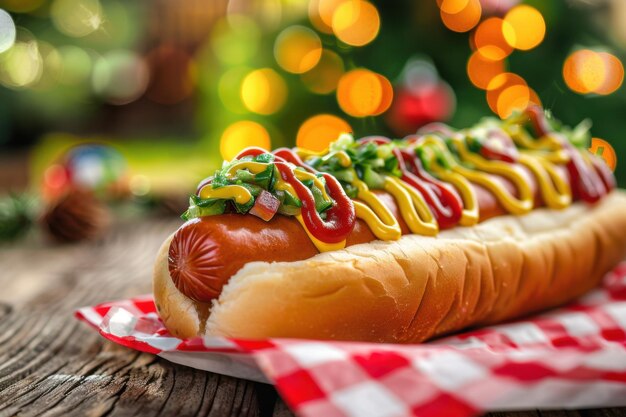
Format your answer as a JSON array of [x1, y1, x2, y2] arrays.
[[296, 114, 352, 152], [467, 51, 506, 90], [440, 0, 481, 33], [486, 72, 528, 116], [337, 69, 393, 117], [474, 18, 513, 61]]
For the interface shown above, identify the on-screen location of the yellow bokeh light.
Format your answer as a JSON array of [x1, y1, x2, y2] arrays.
[[437, 0, 470, 14], [274, 25, 322, 74], [0, 41, 43, 89], [308, 0, 335, 34], [486, 72, 527, 115], [301, 49, 345, 94], [332, 0, 380, 47], [296, 114, 352, 152], [474, 18, 513, 61], [594, 52, 624, 95], [50, 0, 103, 38], [220, 121, 271, 161], [503, 5, 546, 51], [563, 49, 606, 94], [337, 69, 393, 117], [240, 68, 287, 115], [316, 0, 348, 32], [440, 0, 481, 33], [467, 51, 506, 90], [496, 84, 530, 119]]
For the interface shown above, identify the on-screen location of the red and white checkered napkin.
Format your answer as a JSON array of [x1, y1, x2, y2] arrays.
[[76, 262, 626, 417]]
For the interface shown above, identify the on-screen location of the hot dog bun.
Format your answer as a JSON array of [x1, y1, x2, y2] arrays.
[[154, 190, 626, 342]]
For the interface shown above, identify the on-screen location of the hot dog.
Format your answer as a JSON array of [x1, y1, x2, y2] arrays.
[[153, 108, 626, 342], [168, 172, 549, 304]]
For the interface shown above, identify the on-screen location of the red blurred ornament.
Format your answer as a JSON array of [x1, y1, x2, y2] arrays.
[[386, 82, 456, 136], [386, 57, 456, 136]]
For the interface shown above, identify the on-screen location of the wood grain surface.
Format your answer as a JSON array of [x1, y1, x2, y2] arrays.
[[0, 216, 623, 417]]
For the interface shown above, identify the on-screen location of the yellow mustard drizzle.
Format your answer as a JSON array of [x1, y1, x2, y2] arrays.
[[450, 137, 534, 215], [418, 137, 480, 226], [383, 177, 438, 236], [506, 124, 561, 151], [295, 148, 352, 168], [352, 201, 401, 241], [518, 154, 571, 209], [352, 177, 402, 240], [226, 161, 271, 176], [293, 170, 332, 201], [506, 126, 572, 164], [294, 147, 328, 158], [454, 165, 534, 215], [503, 125, 574, 209], [320, 151, 352, 167], [199, 184, 252, 204], [522, 149, 570, 164]]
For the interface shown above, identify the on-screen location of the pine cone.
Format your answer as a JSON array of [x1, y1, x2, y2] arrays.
[[42, 188, 110, 243]]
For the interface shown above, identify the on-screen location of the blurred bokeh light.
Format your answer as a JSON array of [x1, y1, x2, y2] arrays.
[[0, 9, 15, 54], [440, 0, 481, 33], [92, 50, 149, 105], [300, 49, 344, 94], [474, 18, 513, 60], [0, 41, 43, 89], [564, 49, 624, 95], [502, 5, 545, 51], [332, 0, 380, 47], [50, 0, 103, 38], [220, 120, 271, 160], [467, 51, 506, 89], [240, 68, 287, 114], [274, 25, 322, 74], [297, 114, 351, 151], [337, 69, 393, 117]]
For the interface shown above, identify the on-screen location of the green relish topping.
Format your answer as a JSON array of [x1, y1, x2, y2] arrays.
[[307, 134, 402, 198], [182, 153, 331, 221]]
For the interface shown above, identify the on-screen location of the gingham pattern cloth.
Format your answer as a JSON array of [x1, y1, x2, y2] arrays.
[[76, 262, 626, 417]]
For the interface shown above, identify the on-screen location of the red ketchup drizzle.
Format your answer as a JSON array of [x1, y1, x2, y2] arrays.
[[358, 135, 463, 229], [274, 162, 355, 243], [394, 148, 463, 229]]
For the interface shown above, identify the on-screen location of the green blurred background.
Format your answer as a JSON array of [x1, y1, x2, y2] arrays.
[[0, 0, 623, 195]]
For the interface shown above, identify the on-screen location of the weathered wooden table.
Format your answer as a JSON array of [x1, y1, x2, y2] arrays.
[[0, 216, 624, 417]]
